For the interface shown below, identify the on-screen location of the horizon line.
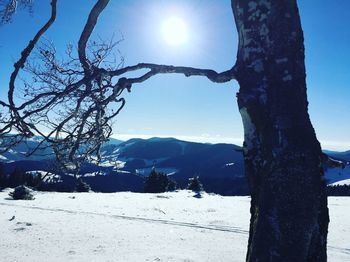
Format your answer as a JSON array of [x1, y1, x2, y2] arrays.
[[111, 134, 350, 152]]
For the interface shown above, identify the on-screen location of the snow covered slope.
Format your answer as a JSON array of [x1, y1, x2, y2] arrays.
[[0, 190, 349, 261], [330, 178, 350, 186]]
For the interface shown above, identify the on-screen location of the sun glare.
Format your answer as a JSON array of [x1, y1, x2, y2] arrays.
[[161, 16, 188, 46]]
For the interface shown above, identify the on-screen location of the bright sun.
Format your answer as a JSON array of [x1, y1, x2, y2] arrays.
[[161, 16, 188, 46]]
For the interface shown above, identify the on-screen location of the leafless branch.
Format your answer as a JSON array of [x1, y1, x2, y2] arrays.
[[7, 0, 57, 137], [0, 0, 236, 173]]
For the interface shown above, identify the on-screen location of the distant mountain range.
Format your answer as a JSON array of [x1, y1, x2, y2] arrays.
[[324, 150, 350, 162], [0, 136, 349, 194]]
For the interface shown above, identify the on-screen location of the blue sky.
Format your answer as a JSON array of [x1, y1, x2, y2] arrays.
[[0, 0, 349, 150]]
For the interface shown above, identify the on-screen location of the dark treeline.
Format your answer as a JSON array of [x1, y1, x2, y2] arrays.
[[327, 185, 350, 196], [2, 162, 350, 196]]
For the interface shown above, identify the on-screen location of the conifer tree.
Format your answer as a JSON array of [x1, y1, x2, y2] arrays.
[[187, 176, 203, 192], [144, 169, 175, 193]]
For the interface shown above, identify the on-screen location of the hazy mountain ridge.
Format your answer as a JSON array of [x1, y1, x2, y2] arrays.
[[0, 136, 349, 194], [326, 150, 350, 162]]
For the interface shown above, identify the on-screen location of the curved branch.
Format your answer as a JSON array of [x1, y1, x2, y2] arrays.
[[7, 0, 57, 135], [78, 0, 109, 73], [106, 63, 236, 84], [8, 0, 57, 108], [1, 0, 237, 171]]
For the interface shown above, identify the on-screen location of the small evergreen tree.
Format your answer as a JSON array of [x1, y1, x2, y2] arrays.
[[187, 176, 203, 192], [144, 169, 176, 193], [167, 179, 177, 192], [9, 185, 34, 200], [144, 169, 167, 193]]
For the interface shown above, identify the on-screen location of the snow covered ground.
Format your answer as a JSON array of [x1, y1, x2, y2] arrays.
[[0, 190, 349, 262]]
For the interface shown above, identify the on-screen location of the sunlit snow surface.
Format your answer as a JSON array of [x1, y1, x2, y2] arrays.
[[0, 190, 349, 262], [330, 179, 350, 186]]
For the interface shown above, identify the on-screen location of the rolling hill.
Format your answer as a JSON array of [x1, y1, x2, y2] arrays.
[[1, 136, 349, 194]]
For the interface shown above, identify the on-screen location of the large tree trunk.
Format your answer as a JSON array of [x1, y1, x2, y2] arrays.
[[231, 1, 329, 261]]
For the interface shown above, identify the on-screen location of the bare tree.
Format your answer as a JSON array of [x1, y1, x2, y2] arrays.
[[0, 0, 234, 172], [0, 0, 329, 260]]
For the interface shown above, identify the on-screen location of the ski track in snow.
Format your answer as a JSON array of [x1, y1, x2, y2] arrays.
[[0, 202, 248, 235], [328, 246, 350, 255]]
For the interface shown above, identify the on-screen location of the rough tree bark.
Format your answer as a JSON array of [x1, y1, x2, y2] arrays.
[[231, 0, 329, 261]]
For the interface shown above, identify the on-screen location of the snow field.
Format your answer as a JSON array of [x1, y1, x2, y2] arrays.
[[0, 190, 349, 261]]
